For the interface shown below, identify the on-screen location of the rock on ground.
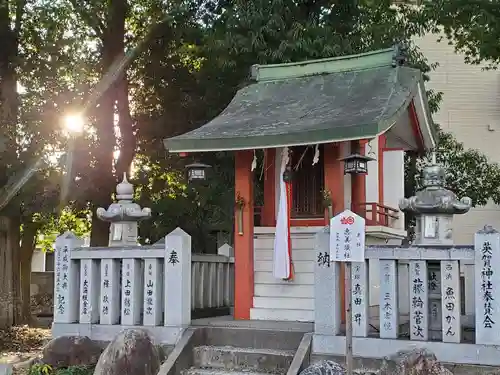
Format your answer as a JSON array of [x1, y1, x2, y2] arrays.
[[300, 360, 346, 375], [41, 336, 103, 368], [12, 357, 41, 373], [300, 348, 453, 375], [390, 348, 453, 375], [300, 361, 377, 375], [93, 329, 160, 375]]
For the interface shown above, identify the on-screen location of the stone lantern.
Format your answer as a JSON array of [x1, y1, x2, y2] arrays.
[[399, 164, 472, 246], [399, 163, 472, 338], [96, 173, 152, 246]]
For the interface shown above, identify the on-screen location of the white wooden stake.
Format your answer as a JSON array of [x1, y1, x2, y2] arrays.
[[345, 262, 353, 375]]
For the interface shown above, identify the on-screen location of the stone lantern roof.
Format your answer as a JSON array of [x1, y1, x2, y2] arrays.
[[96, 173, 151, 246], [399, 164, 472, 245], [399, 164, 472, 216]]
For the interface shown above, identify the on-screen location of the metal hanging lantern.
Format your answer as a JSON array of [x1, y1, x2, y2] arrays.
[[339, 154, 375, 175], [282, 165, 294, 183], [186, 162, 212, 183]]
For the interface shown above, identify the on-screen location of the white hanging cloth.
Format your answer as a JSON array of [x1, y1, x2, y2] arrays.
[[312, 144, 320, 165], [251, 150, 257, 171], [273, 147, 293, 280]]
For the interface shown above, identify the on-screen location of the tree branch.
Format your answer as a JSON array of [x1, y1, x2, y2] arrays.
[[68, 0, 105, 39], [13, 0, 25, 42]]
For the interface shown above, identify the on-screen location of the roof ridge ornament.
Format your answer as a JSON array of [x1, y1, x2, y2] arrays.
[[479, 225, 498, 234], [392, 42, 408, 68]]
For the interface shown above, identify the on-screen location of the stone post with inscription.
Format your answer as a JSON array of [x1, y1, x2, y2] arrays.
[[379, 259, 399, 338], [474, 226, 500, 345], [164, 228, 192, 327], [314, 228, 341, 336], [96, 173, 151, 325], [400, 164, 471, 341], [54, 232, 83, 323]]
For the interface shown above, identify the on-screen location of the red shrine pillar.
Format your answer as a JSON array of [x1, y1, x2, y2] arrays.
[[378, 134, 386, 206], [324, 143, 345, 216], [234, 150, 254, 319], [262, 149, 276, 226]]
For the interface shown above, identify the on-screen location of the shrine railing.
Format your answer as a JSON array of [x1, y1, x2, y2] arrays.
[[191, 246, 235, 318], [313, 228, 500, 366], [353, 202, 399, 227], [254, 206, 263, 226], [52, 228, 234, 332]]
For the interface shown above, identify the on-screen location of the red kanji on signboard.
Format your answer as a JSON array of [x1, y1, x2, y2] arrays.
[[340, 216, 355, 225]]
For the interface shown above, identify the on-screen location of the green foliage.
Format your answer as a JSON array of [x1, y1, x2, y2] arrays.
[[130, 0, 500, 245], [134, 151, 234, 252], [2, 0, 499, 251], [132, 0, 434, 248], [29, 364, 52, 375], [54, 365, 95, 375], [0, 0, 96, 232], [418, 130, 500, 206], [422, 0, 500, 68], [28, 363, 95, 375], [34, 208, 91, 252]]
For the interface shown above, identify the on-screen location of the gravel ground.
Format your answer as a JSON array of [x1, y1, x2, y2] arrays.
[[0, 326, 51, 364]]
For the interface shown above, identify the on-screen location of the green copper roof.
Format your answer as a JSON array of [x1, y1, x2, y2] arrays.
[[250, 48, 395, 82], [164, 48, 435, 152]]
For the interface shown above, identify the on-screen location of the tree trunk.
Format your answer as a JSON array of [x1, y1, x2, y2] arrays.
[[89, 0, 130, 247], [114, 75, 135, 178], [19, 254, 32, 323], [106, 0, 132, 179], [0, 1, 21, 183], [0, 1, 25, 325], [0, 216, 15, 328], [19, 221, 38, 324], [90, 213, 110, 246], [9, 216, 22, 324]]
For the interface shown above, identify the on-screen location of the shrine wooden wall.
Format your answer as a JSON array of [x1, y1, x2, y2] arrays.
[[251, 227, 318, 322]]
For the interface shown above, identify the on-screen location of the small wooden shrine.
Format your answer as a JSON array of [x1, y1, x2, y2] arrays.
[[164, 46, 437, 321]]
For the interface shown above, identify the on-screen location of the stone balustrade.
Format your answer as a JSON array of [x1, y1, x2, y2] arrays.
[[51, 228, 234, 344], [313, 226, 500, 366], [192, 248, 234, 316]]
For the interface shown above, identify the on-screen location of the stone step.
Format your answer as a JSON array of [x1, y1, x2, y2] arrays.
[[183, 368, 285, 375], [193, 345, 294, 372], [250, 307, 314, 322]]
